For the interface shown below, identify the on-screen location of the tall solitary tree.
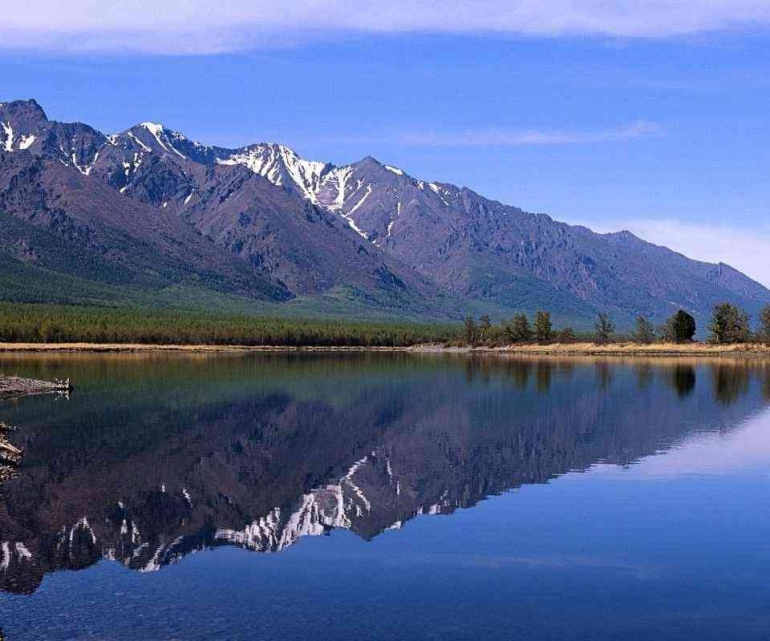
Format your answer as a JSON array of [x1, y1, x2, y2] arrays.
[[464, 316, 478, 346], [533, 311, 553, 343], [667, 310, 697, 343], [505, 313, 532, 343], [595, 313, 615, 344], [479, 315, 492, 342], [709, 303, 750, 344], [633, 316, 656, 344], [759, 305, 770, 345]]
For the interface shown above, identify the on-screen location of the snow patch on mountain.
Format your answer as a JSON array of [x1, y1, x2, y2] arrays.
[[126, 130, 151, 153], [385, 202, 401, 240], [141, 122, 169, 152], [337, 185, 373, 239], [216, 143, 330, 204], [19, 134, 35, 150], [138, 122, 188, 159], [2, 122, 13, 152], [320, 166, 353, 211]]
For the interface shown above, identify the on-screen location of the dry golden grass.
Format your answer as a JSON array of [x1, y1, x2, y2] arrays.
[[0, 341, 767, 359], [412, 342, 770, 358]]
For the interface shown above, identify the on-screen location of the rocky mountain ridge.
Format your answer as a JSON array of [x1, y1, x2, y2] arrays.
[[1, 98, 768, 326]]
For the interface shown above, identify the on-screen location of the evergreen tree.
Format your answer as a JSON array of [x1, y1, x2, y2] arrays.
[[595, 313, 615, 343], [479, 315, 492, 342], [759, 305, 770, 345], [709, 303, 750, 344], [668, 310, 697, 343], [505, 313, 532, 343], [633, 316, 655, 344], [533, 311, 553, 343], [464, 316, 479, 346]]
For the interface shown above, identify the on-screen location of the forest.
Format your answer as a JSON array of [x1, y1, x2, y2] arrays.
[[0, 303, 460, 347]]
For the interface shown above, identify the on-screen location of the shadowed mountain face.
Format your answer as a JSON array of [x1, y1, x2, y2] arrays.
[[1, 99, 769, 324], [0, 353, 767, 595]]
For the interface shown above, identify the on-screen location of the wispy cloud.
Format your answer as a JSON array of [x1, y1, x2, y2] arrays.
[[589, 218, 770, 288], [4, 1, 770, 54], [398, 120, 659, 147]]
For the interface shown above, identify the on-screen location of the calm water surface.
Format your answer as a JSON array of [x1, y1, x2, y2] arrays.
[[0, 353, 769, 640]]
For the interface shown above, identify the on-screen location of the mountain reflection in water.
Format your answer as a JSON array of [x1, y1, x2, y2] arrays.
[[0, 353, 768, 596]]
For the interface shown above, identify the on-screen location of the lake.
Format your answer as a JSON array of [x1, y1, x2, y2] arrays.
[[0, 352, 769, 640]]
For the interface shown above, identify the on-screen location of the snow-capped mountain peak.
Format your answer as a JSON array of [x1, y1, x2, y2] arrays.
[[127, 122, 187, 159], [216, 142, 333, 204]]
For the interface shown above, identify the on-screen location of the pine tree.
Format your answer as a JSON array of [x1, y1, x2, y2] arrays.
[[505, 313, 532, 343], [479, 315, 492, 342], [464, 316, 479, 346], [668, 310, 696, 343], [595, 313, 615, 343], [533, 311, 553, 343], [633, 316, 655, 344], [759, 305, 770, 345], [709, 303, 750, 344]]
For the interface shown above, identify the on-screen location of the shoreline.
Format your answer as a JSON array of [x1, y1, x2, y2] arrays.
[[411, 342, 770, 358], [0, 341, 767, 358]]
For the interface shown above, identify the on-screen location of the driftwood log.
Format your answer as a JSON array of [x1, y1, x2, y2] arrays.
[[0, 421, 22, 464], [0, 376, 72, 475], [0, 376, 72, 399], [0, 420, 22, 477]]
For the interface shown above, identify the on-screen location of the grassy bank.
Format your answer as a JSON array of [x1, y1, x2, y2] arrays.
[[1, 341, 768, 358], [413, 342, 770, 358]]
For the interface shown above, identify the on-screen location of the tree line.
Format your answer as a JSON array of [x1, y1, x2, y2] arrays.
[[0, 301, 768, 348], [0, 303, 460, 347], [463, 303, 770, 346]]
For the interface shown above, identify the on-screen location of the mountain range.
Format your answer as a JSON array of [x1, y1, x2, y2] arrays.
[[1, 98, 768, 328]]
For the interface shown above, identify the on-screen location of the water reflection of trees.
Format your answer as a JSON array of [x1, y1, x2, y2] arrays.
[[459, 357, 769, 407], [712, 363, 751, 406], [670, 365, 696, 398], [536, 362, 552, 392], [596, 362, 612, 391], [635, 363, 654, 391], [763, 364, 770, 401]]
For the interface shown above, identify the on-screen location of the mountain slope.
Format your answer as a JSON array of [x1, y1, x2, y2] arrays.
[[0, 101, 445, 317], [0, 149, 288, 303], [207, 128, 770, 326], [304, 157, 770, 325]]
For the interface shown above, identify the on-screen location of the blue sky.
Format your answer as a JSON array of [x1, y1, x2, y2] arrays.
[[2, 1, 769, 285]]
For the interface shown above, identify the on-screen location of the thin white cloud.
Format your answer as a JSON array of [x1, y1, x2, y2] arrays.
[[398, 120, 658, 147], [591, 218, 770, 288], [3, 1, 770, 54]]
